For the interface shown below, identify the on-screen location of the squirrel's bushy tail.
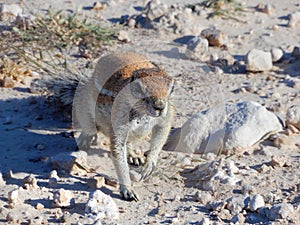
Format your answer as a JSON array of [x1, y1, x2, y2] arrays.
[[31, 71, 88, 107]]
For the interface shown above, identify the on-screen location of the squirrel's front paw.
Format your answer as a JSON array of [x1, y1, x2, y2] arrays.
[[140, 156, 157, 180], [120, 184, 139, 201], [77, 132, 97, 150]]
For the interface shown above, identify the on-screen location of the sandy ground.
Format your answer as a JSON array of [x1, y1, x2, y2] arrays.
[[0, 0, 300, 224]]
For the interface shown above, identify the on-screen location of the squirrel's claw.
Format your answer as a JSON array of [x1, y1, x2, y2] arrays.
[[120, 184, 139, 201], [77, 132, 97, 150], [127, 148, 146, 166], [140, 156, 156, 181]]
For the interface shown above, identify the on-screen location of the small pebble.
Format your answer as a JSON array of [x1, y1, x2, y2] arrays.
[[53, 189, 75, 208], [49, 170, 60, 179], [270, 155, 286, 167], [36, 203, 44, 210], [0, 76, 15, 88], [195, 191, 212, 204], [22, 174, 38, 189], [87, 176, 105, 189], [249, 194, 265, 211]]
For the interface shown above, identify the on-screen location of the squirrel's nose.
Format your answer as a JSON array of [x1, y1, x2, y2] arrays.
[[153, 99, 165, 111]]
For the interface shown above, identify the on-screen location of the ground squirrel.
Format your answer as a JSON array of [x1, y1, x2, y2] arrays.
[[45, 52, 174, 201]]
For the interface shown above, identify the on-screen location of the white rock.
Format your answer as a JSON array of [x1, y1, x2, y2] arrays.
[[226, 196, 248, 214], [267, 203, 295, 220], [118, 30, 130, 42], [271, 48, 284, 62], [286, 105, 300, 130], [201, 28, 228, 47], [85, 190, 119, 220], [186, 36, 209, 60], [195, 191, 212, 204], [48, 170, 60, 179], [53, 189, 75, 208], [246, 49, 273, 72], [51, 151, 89, 175], [249, 194, 265, 211], [0, 3, 23, 19], [0, 172, 5, 186], [166, 101, 282, 154], [288, 11, 300, 28], [8, 189, 19, 204]]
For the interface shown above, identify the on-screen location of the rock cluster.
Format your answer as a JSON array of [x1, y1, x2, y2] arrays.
[[122, 0, 200, 35]]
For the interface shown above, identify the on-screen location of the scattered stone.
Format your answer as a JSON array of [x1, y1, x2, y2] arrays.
[[246, 49, 273, 72], [0, 3, 23, 20], [91, 2, 107, 11], [166, 101, 282, 154], [51, 151, 91, 175], [271, 47, 284, 62], [267, 203, 295, 220], [249, 194, 265, 212], [206, 200, 225, 211], [87, 176, 105, 189], [48, 170, 60, 179], [226, 196, 249, 214], [185, 36, 209, 60], [286, 105, 300, 130], [85, 190, 119, 220], [256, 3, 273, 14], [53, 189, 75, 208], [8, 189, 19, 204], [270, 155, 286, 167], [0, 76, 15, 88], [144, 0, 168, 21], [22, 174, 38, 189], [171, 217, 179, 223], [195, 191, 212, 204], [201, 28, 228, 47], [273, 134, 293, 147], [36, 203, 44, 210], [288, 11, 300, 28], [118, 30, 130, 42]]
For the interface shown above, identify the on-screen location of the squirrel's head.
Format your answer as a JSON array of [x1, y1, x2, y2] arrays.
[[130, 67, 174, 117]]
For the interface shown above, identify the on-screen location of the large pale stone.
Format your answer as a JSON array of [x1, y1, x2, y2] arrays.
[[246, 49, 273, 72], [286, 105, 300, 130], [166, 101, 282, 154]]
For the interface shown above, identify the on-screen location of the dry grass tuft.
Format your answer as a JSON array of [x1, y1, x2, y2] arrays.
[[188, 0, 246, 22], [0, 10, 119, 78]]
